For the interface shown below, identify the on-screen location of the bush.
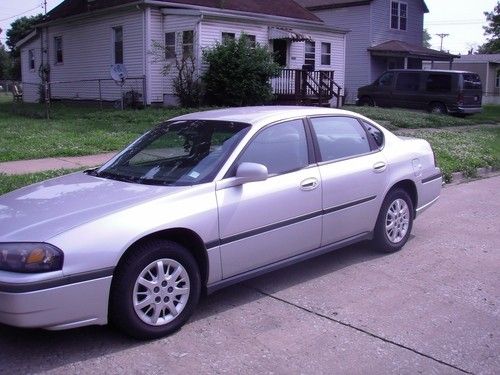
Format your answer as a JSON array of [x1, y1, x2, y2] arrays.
[[202, 35, 280, 106], [173, 56, 202, 108]]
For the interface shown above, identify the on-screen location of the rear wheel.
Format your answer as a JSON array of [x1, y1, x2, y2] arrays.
[[428, 102, 447, 115], [109, 240, 201, 339], [372, 189, 414, 253], [358, 96, 374, 107]]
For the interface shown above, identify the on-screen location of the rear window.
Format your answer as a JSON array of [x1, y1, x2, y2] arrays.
[[462, 74, 481, 90], [426, 74, 452, 93], [395, 72, 420, 91]]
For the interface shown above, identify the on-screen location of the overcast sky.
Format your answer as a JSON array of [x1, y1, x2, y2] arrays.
[[0, 0, 498, 54]]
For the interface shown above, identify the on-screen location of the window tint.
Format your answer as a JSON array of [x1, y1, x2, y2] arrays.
[[361, 120, 384, 148], [237, 120, 308, 175], [378, 72, 394, 87], [311, 117, 371, 161], [426, 73, 452, 93], [395, 72, 420, 91], [463, 73, 481, 90]]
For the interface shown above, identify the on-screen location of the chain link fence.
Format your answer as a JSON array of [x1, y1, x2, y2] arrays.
[[16, 77, 146, 110]]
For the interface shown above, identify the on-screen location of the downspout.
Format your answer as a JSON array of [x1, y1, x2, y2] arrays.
[[143, 5, 149, 105], [485, 61, 490, 98], [196, 14, 204, 78]]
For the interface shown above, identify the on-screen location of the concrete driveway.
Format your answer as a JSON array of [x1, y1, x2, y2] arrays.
[[1, 176, 498, 375]]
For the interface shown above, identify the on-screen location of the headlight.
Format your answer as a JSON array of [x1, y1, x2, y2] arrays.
[[0, 243, 63, 273]]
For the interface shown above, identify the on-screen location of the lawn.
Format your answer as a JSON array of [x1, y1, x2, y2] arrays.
[[394, 127, 500, 182], [0, 96, 207, 162]]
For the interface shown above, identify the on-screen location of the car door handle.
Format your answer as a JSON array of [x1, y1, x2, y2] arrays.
[[300, 178, 319, 191], [373, 162, 387, 173]]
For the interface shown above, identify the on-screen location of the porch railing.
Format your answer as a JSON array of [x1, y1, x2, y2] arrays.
[[271, 69, 342, 107]]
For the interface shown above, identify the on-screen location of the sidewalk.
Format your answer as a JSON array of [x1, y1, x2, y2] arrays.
[[0, 152, 117, 175]]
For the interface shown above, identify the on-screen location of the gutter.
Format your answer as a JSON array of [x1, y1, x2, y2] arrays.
[[159, 6, 349, 34]]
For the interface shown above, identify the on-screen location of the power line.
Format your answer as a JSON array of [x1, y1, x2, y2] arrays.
[[0, 5, 43, 22]]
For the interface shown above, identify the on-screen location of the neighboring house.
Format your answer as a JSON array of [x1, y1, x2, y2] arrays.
[[17, 0, 347, 106], [296, 0, 458, 103], [424, 54, 500, 105]]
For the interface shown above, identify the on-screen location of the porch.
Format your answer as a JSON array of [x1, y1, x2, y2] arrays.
[[271, 68, 343, 107]]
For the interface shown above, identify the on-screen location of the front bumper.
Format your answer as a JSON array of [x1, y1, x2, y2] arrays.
[[0, 274, 112, 330]]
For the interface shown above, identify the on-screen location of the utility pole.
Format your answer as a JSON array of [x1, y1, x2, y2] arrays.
[[43, 0, 47, 14], [436, 33, 449, 51]]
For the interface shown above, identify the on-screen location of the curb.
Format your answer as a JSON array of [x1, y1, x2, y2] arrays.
[[444, 167, 499, 186]]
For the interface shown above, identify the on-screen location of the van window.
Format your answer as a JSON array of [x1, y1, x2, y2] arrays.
[[426, 74, 452, 93], [463, 74, 481, 90], [395, 72, 420, 91], [378, 72, 394, 87]]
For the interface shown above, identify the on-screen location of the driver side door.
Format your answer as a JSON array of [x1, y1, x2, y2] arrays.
[[216, 119, 322, 279]]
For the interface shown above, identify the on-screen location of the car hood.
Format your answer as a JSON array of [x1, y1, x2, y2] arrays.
[[0, 172, 189, 242]]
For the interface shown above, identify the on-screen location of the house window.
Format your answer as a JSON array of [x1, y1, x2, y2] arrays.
[[182, 30, 194, 59], [496, 70, 500, 88], [305, 41, 315, 68], [242, 34, 256, 47], [113, 26, 123, 64], [391, 1, 407, 31], [321, 42, 331, 65], [28, 49, 35, 70], [54, 36, 63, 64], [165, 32, 176, 59], [222, 32, 235, 42]]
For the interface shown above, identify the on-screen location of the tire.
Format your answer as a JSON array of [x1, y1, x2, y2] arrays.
[[428, 102, 447, 115], [372, 189, 414, 253], [358, 96, 374, 107], [109, 240, 201, 339]]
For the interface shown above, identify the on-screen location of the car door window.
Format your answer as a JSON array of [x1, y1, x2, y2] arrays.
[[395, 72, 420, 91], [310, 117, 371, 162], [236, 119, 308, 175], [378, 72, 394, 87]]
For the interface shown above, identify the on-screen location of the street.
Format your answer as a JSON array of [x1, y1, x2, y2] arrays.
[[1, 176, 499, 375]]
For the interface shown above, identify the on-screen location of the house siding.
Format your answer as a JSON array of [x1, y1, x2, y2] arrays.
[[313, 5, 371, 103], [149, 7, 164, 103], [20, 37, 43, 103], [43, 8, 144, 102]]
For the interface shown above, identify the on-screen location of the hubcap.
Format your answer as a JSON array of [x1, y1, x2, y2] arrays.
[[133, 259, 190, 326], [385, 198, 410, 244]]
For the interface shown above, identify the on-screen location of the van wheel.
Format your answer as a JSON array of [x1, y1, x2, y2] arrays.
[[358, 96, 374, 107], [429, 102, 447, 115]]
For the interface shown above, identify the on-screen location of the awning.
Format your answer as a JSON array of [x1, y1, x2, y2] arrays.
[[269, 27, 312, 42], [368, 40, 459, 61]]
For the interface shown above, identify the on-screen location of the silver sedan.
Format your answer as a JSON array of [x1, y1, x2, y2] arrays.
[[0, 107, 442, 339]]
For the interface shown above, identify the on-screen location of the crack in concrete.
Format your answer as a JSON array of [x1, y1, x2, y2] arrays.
[[250, 286, 474, 375]]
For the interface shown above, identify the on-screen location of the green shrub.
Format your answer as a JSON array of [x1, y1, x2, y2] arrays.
[[202, 35, 280, 106]]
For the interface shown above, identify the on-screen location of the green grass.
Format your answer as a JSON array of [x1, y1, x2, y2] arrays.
[[347, 105, 500, 129], [0, 169, 83, 196], [394, 127, 500, 182], [0, 100, 210, 162]]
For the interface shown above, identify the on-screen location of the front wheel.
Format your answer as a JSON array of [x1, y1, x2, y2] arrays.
[[109, 240, 201, 339], [372, 189, 414, 253]]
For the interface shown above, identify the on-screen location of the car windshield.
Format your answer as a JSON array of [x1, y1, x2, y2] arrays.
[[90, 120, 250, 186]]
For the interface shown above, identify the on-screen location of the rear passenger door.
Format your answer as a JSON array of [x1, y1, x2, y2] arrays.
[[309, 116, 388, 246]]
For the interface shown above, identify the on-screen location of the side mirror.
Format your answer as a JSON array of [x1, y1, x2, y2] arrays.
[[216, 162, 268, 190]]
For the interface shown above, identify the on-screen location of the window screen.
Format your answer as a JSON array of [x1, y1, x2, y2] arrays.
[[165, 32, 176, 59]]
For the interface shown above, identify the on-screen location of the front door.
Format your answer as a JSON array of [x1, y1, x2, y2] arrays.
[[216, 119, 322, 278], [273, 39, 288, 67]]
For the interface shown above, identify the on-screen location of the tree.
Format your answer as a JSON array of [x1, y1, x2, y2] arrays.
[[423, 28, 432, 48], [6, 14, 43, 79], [202, 35, 280, 106], [477, 1, 500, 54]]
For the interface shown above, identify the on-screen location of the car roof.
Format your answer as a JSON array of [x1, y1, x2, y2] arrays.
[[171, 106, 357, 128]]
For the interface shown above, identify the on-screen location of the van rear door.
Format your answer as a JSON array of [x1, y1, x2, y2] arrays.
[[460, 73, 482, 107]]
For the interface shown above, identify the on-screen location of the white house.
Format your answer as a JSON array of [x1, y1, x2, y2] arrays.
[[17, 0, 348, 107]]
